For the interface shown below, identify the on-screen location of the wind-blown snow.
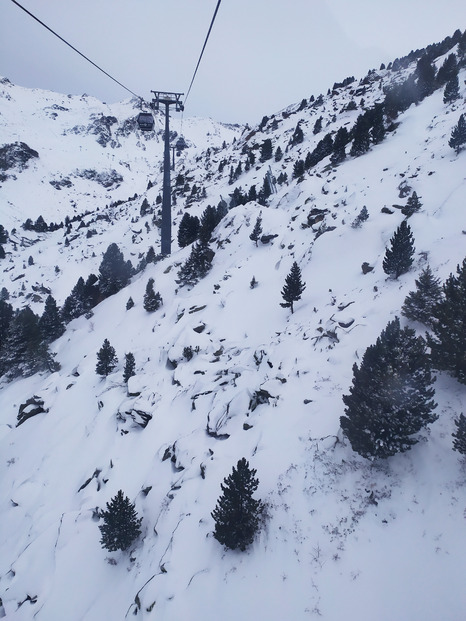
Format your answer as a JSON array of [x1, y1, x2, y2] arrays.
[[0, 52, 465, 621]]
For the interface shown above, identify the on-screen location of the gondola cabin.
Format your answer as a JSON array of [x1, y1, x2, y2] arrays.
[[137, 112, 155, 132], [175, 136, 187, 153]]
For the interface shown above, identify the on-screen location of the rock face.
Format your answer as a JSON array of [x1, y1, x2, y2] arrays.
[[17, 396, 46, 426], [0, 142, 39, 179]]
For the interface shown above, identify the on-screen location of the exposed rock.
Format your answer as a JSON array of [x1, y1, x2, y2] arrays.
[[17, 396, 46, 426]]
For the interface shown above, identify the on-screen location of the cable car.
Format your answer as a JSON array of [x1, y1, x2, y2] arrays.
[[137, 112, 155, 132], [175, 136, 187, 153]]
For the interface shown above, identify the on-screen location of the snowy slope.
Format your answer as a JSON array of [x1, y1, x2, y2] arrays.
[[0, 46, 466, 621]]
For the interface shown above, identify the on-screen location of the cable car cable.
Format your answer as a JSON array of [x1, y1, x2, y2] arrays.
[[184, 0, 222, 106], [10, 0, 142, 101]]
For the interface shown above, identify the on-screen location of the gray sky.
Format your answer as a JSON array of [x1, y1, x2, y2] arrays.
[[1, 0, 465, 124]]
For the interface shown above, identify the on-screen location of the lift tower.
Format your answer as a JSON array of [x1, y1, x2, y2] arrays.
[[150, 91, 184, 255]]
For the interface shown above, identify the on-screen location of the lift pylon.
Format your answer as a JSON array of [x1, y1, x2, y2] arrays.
[[150, 91, 184, 255]]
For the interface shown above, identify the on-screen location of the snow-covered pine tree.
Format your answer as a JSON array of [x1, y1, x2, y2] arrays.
[[449, 113, 466, 154], [99, 490, 142, 552], [123, 352, 136, 383], [98, 243, 132, 298], [402, 191, 422, 218], [96, 338, 118, 377], [280, 261, 306, 313], [143, 278, 162, 312], [249, 215, 263, 246], [452, 414, 466, 456], [351, 206, 369, 228], [443, 74, 460, 104], [401, 265, 442, 327], [340, 317, 437, 459], [177, 242, 215, 288], [428, 258, 466, 384], [39, 294, 65, 343], [383, 220, 415, 279], [211, 458, 263, 551], [178, 213, 200, 248]]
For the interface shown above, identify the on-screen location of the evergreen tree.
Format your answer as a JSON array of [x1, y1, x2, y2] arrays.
[[0, 245, 5, 260], [99, 490, 142, 552], [443, 74, 460, 103], [280, 261, 306, 313], [98, 243, 132, 298], [1, 286, 10, 301], [402, 191, 422, 217], [61, 277, 88, 323], [274, 146, 283, 162], [123, 352, 136, 383], [126, 296, 134, 310], [178, 213, 200, 248], [383, 220, 415, 279], [177, 242, 215, 288], [292, 159, 305, 179], [290, 122, 304, 146], [350, 115, 371, 157], [198, 205, 221, 244], [401, 265, 442, 328], [249, 215, 263, 246], [0, 298, 14, 351], [313, 116, 323, 135], [143, 277, 162, 312], [145, 246, 157, 264], [0, 224, 8, 244], [247, 185, 257, 203], [340, 317, 437, 459], [96, 338, 118, 376], [140, 198, 151, 217], [1, 306, 54, 378], [370, 104, 386, 145], [211, 458, 263, 551], [452, 414, 466, 455], [351, 206, 369, 228], [436, 53, 458, 85], [415, 54, 436, 99], [448, 114, 466, 154], [260, 138, 273, 162], [331, 126, 350, 165], [39, 295, 65, 343], [428, 258, 466, 384]]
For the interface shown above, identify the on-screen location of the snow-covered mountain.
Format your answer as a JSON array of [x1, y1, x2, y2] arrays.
[[0, 34, 465, 621]]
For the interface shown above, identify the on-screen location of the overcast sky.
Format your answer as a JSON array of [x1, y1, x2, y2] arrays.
[[1, 1, 465, 124]]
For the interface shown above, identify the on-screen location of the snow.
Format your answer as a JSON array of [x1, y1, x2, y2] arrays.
[[0, 52, 466, 621]]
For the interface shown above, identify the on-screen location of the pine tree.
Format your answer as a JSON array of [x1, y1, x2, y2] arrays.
[[211, 458, 263, 551], [178, 213, 200, 248], [0, 306, 54, 379], [99, 490, 142, 552], [350, 115, 371, 157], [39, 295, 65, 343], [443, 74, 460, 104], [449, 114, 466, 154], [383, 220, 415, 279], [126, 297, 134, 310], [402, 265, 442, 328], [313, 117, 323, 135], [198, 205, 221, 244], [0, 298, 14, 352], [452, 414, 466, 455], [98, 243, 132, 298], [143, 278, 162, 312], [61, 277, 88, 323], [402, 191, 422, 218], [140, 198, 151, 217], [428, 258, 466, 384], [331, 126, 350, 165], [274, 146, 283, 162], [351, 206, 369, 228], [96, 338, 118, 376], [340, 317, 437, 459], [249, 215, 263, 246], [290, 122, 304, 147], [292, 159, 305, 179], [415, 55, 436, 100], [280, 261, 306, 313], [123, 352, 136, 383], [260, 138, 273, 162], [177, 242, 215, 288]]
